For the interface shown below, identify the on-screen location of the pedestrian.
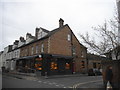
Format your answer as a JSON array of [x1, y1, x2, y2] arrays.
[[105, 65, 113, 89]]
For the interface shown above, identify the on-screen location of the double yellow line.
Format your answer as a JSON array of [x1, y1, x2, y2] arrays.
[[72, 80, 102, 90]]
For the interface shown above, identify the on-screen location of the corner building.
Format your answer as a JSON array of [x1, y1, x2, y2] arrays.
[[17, 19, 87, 76]]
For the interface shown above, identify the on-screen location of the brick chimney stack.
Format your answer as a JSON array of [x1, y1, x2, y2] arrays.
[[59, 18, 64, 28], [35, 27, 40, 39], [20, 37, 25, 42]]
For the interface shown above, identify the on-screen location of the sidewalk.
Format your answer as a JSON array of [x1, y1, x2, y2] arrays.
[[3, 71, 88, 80]]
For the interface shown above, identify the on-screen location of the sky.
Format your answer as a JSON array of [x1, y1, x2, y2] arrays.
[[0, 0, 117, 51]]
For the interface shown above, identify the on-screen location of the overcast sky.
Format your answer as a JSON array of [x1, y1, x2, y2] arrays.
[[0, 0, 117, 51]]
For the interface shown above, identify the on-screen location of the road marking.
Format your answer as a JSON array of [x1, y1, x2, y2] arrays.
[[55, 85, 59, 87], [48, 83, 53, 85], [68, 86, 73, 88], [63, 87, 67, 88], [38, 81, 42, 83], [43, 82, 47, 83], [72, 80, 102, 90], [52, 82, 57, 84]]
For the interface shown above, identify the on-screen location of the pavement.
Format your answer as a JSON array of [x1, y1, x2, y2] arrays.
[[2, 72, 104, 89], [3, 71, 89, 80]]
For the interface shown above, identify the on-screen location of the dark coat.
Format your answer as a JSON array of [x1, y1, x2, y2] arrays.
[[105, 69, 113, 81]]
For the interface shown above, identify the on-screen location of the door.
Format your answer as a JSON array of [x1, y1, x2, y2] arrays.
[[57, 58, 65, 74]]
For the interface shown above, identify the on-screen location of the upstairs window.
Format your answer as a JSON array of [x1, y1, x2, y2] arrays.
[[72, 47, 76, 55], [36, 45, 38, 54], [67, 34, 71, 41], [41, 44, 44, 53], [31, 46, 34, 55], [81, 61, 85, 68], [81, 51, 84, 57]]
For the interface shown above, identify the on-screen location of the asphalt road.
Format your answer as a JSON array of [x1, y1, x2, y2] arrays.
[[2, 74, 104, 89]]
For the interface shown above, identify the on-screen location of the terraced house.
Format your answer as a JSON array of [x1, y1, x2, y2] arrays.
[[3, 19, 87, 76]]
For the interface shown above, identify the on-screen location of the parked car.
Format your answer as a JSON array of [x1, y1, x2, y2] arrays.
[[94, 70, 102, 75], [88, 69, 95, 76]]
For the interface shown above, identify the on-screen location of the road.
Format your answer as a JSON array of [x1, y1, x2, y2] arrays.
[[2, 74, 104, 89]]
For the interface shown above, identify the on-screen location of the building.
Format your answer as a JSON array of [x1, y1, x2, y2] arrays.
[[16, 18, 87, 75], [87, 54, 108, 70], [0, 51, 3, 70]]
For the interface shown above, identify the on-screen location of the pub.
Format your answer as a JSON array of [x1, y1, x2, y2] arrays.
[[16, 53, 73, 76]]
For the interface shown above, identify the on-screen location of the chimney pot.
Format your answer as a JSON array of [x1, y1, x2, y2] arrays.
[[59, 18, 64, 28]]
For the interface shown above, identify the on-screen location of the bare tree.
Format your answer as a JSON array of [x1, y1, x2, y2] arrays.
[[80, 17, 120, 60]]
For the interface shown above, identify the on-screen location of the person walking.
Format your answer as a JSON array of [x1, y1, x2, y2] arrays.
[[105, 66, 113, 90]]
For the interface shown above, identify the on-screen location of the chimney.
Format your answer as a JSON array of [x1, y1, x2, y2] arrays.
[[59, 18, 64, 28], [14, 40, 19, 45], [35, 27, 40, 39], [20, 37, 25, 42]]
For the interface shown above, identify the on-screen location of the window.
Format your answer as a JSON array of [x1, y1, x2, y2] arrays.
[[67, 34, 71, 41], [36, 45, 38, 54], [35, 58, 42, 71], [81, 51, 84, 57], [24, 49, 27, 56], [81, 61, 85, 68], [93, 63, 96, 68], [72, 47, 76, 55], [65, 63, 70, 69], [31, 46, 34, 55], [41, 44, 44, 53], [51, 62, 57, 70]]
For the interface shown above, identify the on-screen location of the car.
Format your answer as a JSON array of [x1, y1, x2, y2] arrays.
[[94, 70, 102, 75], [88, 69, 95, 76]]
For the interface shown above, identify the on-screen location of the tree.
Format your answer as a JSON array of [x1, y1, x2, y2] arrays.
[[80, 16, 120, 60]]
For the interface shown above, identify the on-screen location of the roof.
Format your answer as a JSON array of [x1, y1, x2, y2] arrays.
[[40, 27, 50, 33], [18, 24, 87, 49], [19, 24, 67, 48], [87, 53, 108, 61]]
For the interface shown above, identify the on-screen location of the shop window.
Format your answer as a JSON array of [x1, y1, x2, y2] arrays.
[[35, 58, 42, 71], [65, 63, 70, 69], [51, 62, 57, 70], [81, 61, 85, 68]]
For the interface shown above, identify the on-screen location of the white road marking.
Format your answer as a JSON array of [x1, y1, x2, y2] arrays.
[[38, 81, 42, 83], [63, 87, 67, 88], [55, 85, 59, 87], [72, 80, 102, 90]]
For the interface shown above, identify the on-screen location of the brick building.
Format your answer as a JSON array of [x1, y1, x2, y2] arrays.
[[87, 53, 107, 70], [16, 18, 87, 75]]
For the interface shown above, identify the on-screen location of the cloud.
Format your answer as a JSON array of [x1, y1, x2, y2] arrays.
[[0, 0, 116, 51]]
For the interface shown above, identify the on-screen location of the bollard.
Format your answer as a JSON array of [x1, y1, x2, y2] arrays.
[[106, 81, 112, 90]]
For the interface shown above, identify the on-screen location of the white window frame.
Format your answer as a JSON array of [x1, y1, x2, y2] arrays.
[[36, 45, 38, 54], [41, 44, 44, 53], [67, 34, 71, 41]]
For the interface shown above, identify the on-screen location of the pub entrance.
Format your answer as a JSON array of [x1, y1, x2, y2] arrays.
[[57, 58, 65, 75]]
